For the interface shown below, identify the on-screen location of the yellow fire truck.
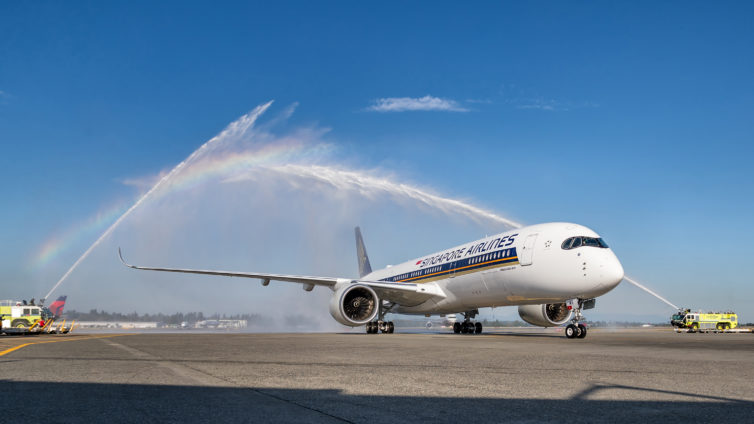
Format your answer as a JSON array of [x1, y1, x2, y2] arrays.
[[670, 309, 738, 332], [1, 300, 52, 332]]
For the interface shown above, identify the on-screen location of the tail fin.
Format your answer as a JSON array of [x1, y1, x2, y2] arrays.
[[49, 295, 67, 317], [355, 227, 372, 278]]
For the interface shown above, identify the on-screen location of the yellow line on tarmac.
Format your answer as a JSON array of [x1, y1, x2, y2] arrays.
[[0, 334, 135, 358]]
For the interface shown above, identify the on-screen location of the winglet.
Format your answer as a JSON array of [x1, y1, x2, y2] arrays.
[[355, 226, 372, 278], [118, 247, 136, 269]]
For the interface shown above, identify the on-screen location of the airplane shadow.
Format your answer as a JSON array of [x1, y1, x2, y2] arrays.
[[0, 380, 751, 423]]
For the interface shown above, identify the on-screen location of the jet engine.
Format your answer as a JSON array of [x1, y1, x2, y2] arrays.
[[518, 303, 572, 327], [329, 284, 379, 326]]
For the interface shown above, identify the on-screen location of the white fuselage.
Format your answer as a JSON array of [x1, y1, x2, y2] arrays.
[[363, 222, 624, 315]]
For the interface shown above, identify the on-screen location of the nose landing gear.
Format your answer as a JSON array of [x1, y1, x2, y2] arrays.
[[565, 323, 587, 339], [564, 299, 589, 339]]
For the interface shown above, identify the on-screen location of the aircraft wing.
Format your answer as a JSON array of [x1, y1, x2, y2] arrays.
[[118, 248, 443, 306]]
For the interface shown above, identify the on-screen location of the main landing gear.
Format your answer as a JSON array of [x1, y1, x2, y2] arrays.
[[564, 299, 588, 339], [452, 310, 482, 335], [365, 301, 395, 334], [366, 321, 394, 334]]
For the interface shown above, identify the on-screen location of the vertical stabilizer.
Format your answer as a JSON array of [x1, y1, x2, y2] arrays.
[[355, 227, 373, 278], [49, 295, 67, 317]]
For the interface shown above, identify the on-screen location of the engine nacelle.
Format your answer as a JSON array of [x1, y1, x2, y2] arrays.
[[518, 303, 572, 327], [329, 284, 379, 326]]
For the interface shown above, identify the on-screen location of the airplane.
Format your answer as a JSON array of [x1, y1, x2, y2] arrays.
[[48, 295, 67, 318], [119, 222, 624, 339]]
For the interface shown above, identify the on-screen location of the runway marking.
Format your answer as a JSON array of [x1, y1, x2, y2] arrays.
[[0, 334, 134, 358]]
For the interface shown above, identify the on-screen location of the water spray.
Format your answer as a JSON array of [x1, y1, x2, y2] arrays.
[[43, 101, 273, 300], [43, 100, 525, 300], [623, 276, 679, 310], [230, 164, 523, 229]]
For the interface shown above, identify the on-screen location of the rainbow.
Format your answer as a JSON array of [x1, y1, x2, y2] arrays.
[[147, 139, 333, 198], [30, 138, 332, 270], [31, 101, 520, 281], [31, 201, 130, 268]]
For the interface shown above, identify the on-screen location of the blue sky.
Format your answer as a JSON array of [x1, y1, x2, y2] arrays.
[[1, 1, 753, 324]]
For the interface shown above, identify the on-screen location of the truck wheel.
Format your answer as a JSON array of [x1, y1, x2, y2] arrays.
[[12, 320, 29, 329], [691, 324, 698, 333]]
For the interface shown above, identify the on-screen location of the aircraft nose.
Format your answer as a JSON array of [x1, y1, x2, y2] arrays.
[[601, 254, 624, 290]]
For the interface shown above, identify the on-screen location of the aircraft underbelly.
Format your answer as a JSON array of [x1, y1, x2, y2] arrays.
[[393, 266, 576, 315]]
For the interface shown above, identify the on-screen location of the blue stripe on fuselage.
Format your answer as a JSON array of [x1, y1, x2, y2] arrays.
[[381, 247, 519, 283]]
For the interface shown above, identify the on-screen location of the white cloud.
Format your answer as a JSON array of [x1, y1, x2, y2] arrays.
[[516, 99, 560, 111], [514, 98, 599, 112], [367, 95, 468, 112], [465, 98, 493, 104]]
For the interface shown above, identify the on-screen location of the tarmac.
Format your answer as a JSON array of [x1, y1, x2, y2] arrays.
[[1, 328, 753, 423]]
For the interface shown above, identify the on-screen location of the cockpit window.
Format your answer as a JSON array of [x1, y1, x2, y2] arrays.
[[583, 238, 600, 247], [561, 236, 608, 250]]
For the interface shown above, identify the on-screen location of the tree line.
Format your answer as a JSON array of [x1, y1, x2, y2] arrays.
[[62, 309, 261, 325]]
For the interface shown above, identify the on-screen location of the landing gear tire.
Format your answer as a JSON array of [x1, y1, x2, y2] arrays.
[[576, 324, 587, 339], [367, 321, 395, 334], [565, 324, 577, 339], [564, 299, 592, 339], [457, 321, 480, 334]]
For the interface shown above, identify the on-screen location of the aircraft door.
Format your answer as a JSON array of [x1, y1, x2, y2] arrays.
[[519, 233, 538, 266]]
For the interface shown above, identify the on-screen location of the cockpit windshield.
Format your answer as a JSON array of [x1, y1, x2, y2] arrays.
[[561, 236, 609, 250]]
